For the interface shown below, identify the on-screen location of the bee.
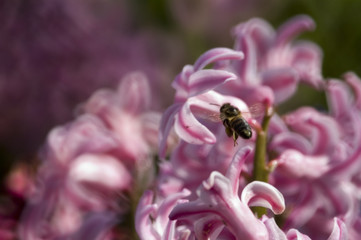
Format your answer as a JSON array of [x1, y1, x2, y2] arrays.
[[219, 103, 253, 145]]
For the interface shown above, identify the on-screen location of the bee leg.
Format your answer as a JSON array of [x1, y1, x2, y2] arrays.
[[233, 132, 238, 146], [225, 127, 233, 137]]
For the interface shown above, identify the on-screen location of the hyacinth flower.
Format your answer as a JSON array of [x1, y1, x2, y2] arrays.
[[18, 72, 162, 239], [137, 147, 347, 239], [225, 14, 323, 105], [268, 73, 361, 239], [159, 15, 323, 156], [137, 147, 285, 239], [158, 16, 320, 193], [168, 147, 286, 239], [154, 15, 356, 240]]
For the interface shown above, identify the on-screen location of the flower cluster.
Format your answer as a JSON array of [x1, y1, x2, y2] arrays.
[[136, 15, 360, 239], [18, 15, 361, 240], [18, 72, 163, 239]]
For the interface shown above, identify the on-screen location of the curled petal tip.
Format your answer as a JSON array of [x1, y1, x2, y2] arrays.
[[276, 15, 315, 46], [174, 103, 216, 144], [193, 48, 244, 71], [188, 69, 238, 97], [241, 181, 285, 215], [327, 218, 348, 240]]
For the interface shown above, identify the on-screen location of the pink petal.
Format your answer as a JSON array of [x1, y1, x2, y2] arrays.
[[233, 34, 259, 84], [225, 146, 252, 195], [327, 218, 348, 240], [194, 216, 224, 240], [188, 69, 238, 97], [276, 15, 315, 46], [286, 229, 312, 240], [239, 85, 275, 107], [141, 112, 162, 148], [326, 80, 352, 117], [284, 108, 340, 155], [174, 102, 216, 144], [269, 132, 313, 154], [135, 190, 159, 240], [263, 217, 287, 240], [190, 90, 250, 119], [283, 187, 320, 230], [291, 42, 323, 88], [344, 71, 361, 109], [158, 103, 182, 158], [328, 141, 361, 178], [193, 48, 244, 71], [172, 65, 194, 100], [170, 171, 268, 240], [68, 153, 131, 189], [67, 153, 132, 206], [269, 113, 289, 135], [117, 71, 151, 114], [84, 89, 117, 118], [241, 181, 285, 215], [232, 18, 275, 56], [46, 115, 118, 164], [162, 221, 176, 240], [276, 150, 329, 178], [262, 68, 299, 103], [306, 114, 340, 155], [156, 189, 191, 230]]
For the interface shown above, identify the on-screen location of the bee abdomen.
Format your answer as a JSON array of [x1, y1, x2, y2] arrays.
[[230, 117, 252, 139]]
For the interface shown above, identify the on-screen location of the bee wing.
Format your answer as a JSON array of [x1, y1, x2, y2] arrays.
[[208, 113, 222, 122], [190, 104, 221, 122], [241, 103, 265, 119]]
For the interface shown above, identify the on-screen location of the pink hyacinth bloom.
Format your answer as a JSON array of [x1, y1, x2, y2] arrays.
[[222, 15, 322, 105], [19, 115, 131, 239], [135, 189, 191, 240], [160, 15, 323, 158], [19, 72, 162, 239], [268, 74, 361, 239], [159, 48, 249, 156], [155, 14, 359, 240], [168, 147, 285, 239], [84, 72, 160, 163], [137, 147, 291, 239]]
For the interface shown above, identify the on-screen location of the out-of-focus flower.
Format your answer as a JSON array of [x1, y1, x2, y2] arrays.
[[18, 72, 162, 239], [223, 15, 322, 105]]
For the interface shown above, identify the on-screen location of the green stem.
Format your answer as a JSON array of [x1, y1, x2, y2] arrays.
[[251, 106, 273, 217]]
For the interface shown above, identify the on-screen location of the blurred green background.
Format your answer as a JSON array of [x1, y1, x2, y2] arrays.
[[131, 0, 361, 77], [130, 0, 361, 114]]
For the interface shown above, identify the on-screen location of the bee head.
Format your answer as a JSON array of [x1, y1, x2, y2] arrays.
[[220, 103, 240, 117]]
